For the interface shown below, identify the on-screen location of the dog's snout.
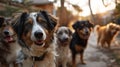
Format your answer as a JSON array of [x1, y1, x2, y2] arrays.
[[3, 30, 9, 35], [64, 38, 68, 41], [85, 31, 89, 34], [34, 31, 43, 39], [61, 37, 69, 42]]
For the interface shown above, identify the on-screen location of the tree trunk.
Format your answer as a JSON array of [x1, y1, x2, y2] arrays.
[[88, 0, 96, 23]]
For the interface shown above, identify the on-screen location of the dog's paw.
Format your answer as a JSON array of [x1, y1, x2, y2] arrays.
[[81, 62, 86, 65]]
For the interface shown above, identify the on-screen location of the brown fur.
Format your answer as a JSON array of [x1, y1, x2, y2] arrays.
[[13, 11, 58, 67], [96, 23, 120, 48], [0, 17, 21, 67]]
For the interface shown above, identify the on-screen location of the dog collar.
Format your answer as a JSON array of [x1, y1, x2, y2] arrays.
[[31, 51, 47, 61]]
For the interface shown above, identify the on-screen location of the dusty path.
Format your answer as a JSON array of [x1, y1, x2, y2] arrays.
[[76, 31, 120, 67]]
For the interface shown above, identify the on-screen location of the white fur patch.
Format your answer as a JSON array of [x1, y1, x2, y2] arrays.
[[29, 12, 46, 41]]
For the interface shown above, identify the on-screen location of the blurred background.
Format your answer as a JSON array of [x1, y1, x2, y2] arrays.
[[0, 0, 120, 26]]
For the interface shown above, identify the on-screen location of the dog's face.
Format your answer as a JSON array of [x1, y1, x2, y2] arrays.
[[107, 23, 120, 35], [56, 26, 72, 45], [14, 11, 57, 47], [73, 20, 94, 39], [0, 17, 16, 43]]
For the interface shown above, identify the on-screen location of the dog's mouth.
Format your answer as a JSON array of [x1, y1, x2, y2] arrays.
[[34, 40, 44, 46], [79, 33, 90, 39], [4, 35, 15, 43]]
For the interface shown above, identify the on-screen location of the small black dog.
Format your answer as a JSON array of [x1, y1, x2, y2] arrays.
[[70, 20, 93, 67]]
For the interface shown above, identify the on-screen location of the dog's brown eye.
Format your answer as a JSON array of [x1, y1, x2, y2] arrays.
[[58, 32, 62, 35]]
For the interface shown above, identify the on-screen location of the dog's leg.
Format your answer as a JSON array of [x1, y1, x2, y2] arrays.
[[97, 36, 100, 47], [62, 59, 67, 67], [101, 40, 106, 48], [80, 51, 86, 64], [106, 41, 111, 48], [72, 53, 76, 67]]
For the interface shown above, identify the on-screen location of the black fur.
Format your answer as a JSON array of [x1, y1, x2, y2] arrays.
[[70, 32, 88, 53], [0, 17, 5, 27], [70, 20, 94, 65], [72, 20, 93, 30], [70, 20, 93, 53]]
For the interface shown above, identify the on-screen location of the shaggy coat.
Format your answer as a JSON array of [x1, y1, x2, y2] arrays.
[[96, 23, 120, 48], [56, 26, 72, 67]]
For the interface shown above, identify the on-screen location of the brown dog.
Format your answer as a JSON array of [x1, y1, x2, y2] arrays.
[[0, 17, 22, 67], [96, 23, 120, 48]]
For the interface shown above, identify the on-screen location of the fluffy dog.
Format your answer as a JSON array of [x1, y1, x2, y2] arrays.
[[13, 10, 58, 67], [70, 20, 93, 67], [56, 26, 72, 67], [96, 23, 120, 48], [0, 17, 22, 67]]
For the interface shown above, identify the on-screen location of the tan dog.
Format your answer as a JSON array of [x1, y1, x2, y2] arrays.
[[0, 17, 22, 67], [56, 26, 72, 67], [96, 23, 120, 48], [12, 11, 58, 67]]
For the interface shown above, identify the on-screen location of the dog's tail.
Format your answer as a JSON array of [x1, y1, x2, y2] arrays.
[[94, 25, 100, 32]]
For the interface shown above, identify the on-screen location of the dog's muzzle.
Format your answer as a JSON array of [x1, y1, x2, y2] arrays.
[[34, 31, 43, 39], [3, 30, 15, 43]]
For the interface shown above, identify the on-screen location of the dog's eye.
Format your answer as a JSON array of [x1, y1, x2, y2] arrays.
[[58, 32, 62, 35], [2, 24, 7, 27], [39, 21, 48, 27]]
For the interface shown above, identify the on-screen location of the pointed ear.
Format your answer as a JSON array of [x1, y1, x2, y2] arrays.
[[72, 21, 79, 29], [0, 16, 5, 27]]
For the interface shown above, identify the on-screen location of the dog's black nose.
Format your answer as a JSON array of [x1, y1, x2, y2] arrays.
[[3, 30, 9, 35], [34, 31, 43, 39], [85, 31, 89, 34], [62, 38, 68, 42]]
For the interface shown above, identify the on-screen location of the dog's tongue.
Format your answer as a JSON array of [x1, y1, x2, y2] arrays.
[[5, 36, 13, 42], [36, 40, 43, 45]]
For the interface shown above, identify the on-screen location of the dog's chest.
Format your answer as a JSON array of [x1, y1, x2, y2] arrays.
[[57, 45, 69, 61]]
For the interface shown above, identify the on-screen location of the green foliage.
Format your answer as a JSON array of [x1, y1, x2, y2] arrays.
[[0, 5, 20, 17]]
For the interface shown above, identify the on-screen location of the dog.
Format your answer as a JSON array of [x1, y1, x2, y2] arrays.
[[69, 20, 93, 67], [12, 10, 58, 67], [56, 26, 72, 67], [96, 23, 120, 48], [0, 16, 22, 67]]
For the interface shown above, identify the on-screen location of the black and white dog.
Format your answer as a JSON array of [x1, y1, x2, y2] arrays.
[[13, 10, 58, 67]]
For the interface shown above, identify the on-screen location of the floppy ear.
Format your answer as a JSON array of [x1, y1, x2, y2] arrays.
[[72, 21, 79, 30], [87, 20, 94, 28], [0, 16, 5, 27], [68, 29, 72, 36], [40, 10, 58, 30], [12, 12, 28, 36]]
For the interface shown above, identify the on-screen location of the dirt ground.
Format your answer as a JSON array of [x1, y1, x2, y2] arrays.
[[75, 31, 120, 67]]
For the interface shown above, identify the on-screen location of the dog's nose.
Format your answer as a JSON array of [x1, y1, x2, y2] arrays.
[[63, 38, 68, 41], [85, 31, 89, 34], [3, 30, 9, 35], [34, 31, 43, 39]]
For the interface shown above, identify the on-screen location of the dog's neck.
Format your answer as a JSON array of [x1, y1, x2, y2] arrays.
[[74, 32, 88, 40], [73, 32, 88, 47]]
